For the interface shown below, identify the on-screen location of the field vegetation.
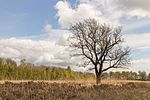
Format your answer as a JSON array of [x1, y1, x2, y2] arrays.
[[0, 81, 149, 100], [0, 58, 150, 99], [0, 58, 150, 81]]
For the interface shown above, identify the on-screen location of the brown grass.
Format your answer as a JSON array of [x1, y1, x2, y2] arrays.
[[0, 79, 150, 85], [0, 80, 149, 100]]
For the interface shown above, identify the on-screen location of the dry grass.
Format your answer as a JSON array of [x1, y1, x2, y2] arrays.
[[0, 79, 150, 85], [0, 80, 149, 100]]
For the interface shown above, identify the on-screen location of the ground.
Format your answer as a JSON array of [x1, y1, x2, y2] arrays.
[[0, 80, 149, 100]]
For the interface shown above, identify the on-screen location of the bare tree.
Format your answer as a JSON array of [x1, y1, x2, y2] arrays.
[[69, 18, 130, 84]]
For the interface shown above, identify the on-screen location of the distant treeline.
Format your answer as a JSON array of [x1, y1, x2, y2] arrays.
[[0, 58, 150, 81], [102, 71, 150, 81], [0, 58, 94, 80]]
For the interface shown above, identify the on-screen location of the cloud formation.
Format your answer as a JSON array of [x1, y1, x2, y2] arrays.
[[124, 33, 150, 49], [43, 23, 52, 33], [0, 38, 64, 65], [56, 0, 150, 29], [131, 59, 150, 73], [0, 37, 88, 71], [79, 0, 150, 18], [0, 0, 150, 72], [55, 1, 109, 28], [0, 31, 150, 72]]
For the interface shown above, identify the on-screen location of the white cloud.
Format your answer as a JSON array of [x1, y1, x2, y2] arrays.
[[56, 32, 70, 46], [113, 0, 150, 18], [54, 0, 150, 72], [0, 37, 65, 65], [123, 19, 150, 32], [79, 0, 123, 19], [117, 0, 150, 12], [0, 31, 150, 72], [123, 33, 150, 73], [131, 59, 150, 73], [55, 0, 150, 29], [0, 37, 88, 71], [43, 23, 52, 33], [127, 9, 150, 18], [83, 0, 150, 18], [124, 33, 150, 49], [55, 0, 111, 28], [1, 0, 150, 73]]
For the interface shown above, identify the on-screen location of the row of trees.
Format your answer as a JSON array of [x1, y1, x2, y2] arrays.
[[0, 58, 94, 80], [0, 58, 149, 81], [102, 71, 150, 81]]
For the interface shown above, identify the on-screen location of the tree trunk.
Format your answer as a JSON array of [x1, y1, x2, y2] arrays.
[[96, 74, 101, 84]]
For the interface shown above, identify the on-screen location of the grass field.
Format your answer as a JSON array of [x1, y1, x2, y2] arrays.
[[0, 79, 150, 84], [0, 80, 150, 100]]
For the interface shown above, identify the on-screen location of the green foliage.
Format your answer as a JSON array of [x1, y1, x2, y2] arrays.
[[0, 58, 94, 80], [138, 71, 147, 81], [102, 71, 149, 81], [0, 58, 149, 81]]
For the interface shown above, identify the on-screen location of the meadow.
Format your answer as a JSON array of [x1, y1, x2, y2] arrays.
[[0, 58, 150, 100], [0, 80, 150, 100]]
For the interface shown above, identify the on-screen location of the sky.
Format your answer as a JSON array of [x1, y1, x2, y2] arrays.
[[0, 0, 150, 72]]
